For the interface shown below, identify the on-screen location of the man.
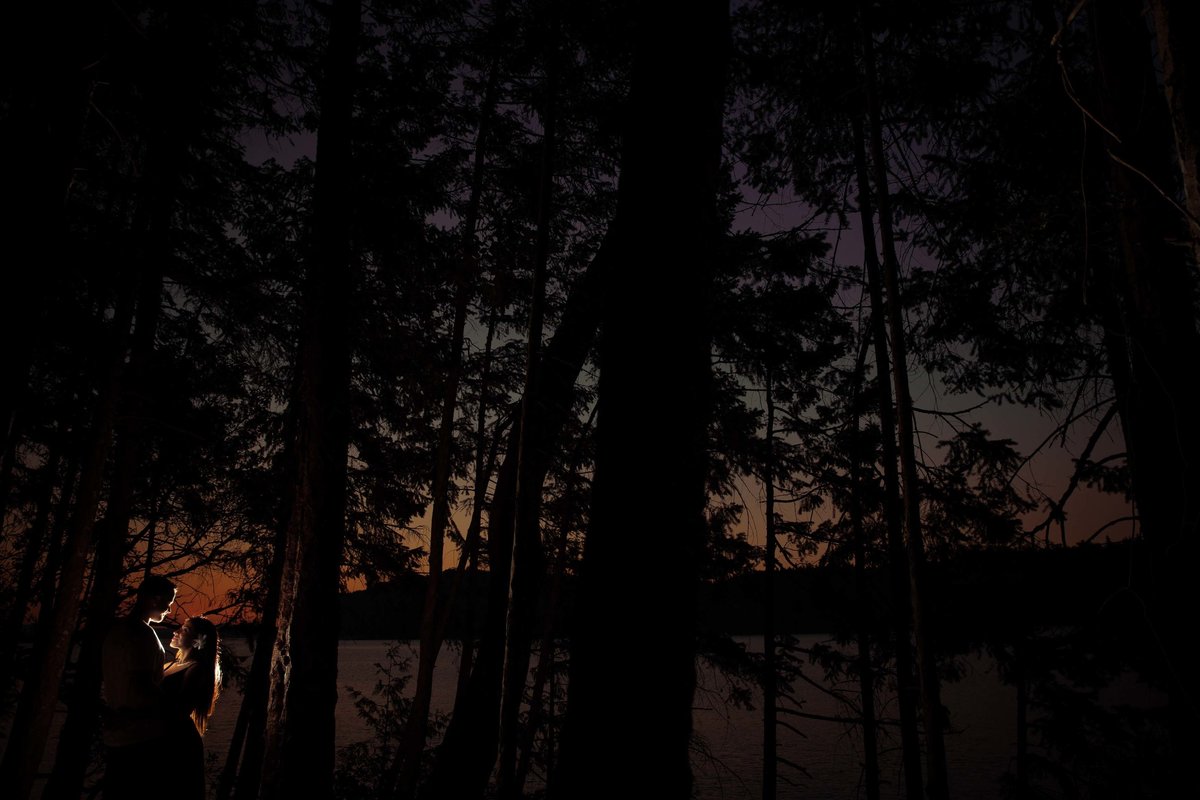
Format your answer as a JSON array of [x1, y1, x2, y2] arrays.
[[101, 574, 176, 798]]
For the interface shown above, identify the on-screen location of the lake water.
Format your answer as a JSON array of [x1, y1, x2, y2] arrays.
[[19, 634, 1165, 799], [203, 635, 1022, 800]]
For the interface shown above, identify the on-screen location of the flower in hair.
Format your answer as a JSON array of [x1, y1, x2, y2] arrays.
[[193, 632, 207, 652]]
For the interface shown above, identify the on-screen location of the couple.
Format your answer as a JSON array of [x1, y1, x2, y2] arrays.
[[100, 575, 222, 800]]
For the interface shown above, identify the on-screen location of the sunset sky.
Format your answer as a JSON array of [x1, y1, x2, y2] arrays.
[[143, 128, 1140, 625]]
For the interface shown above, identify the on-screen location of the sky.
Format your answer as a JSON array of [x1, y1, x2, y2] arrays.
[[173, 119, 1140, 621], [732, 178, 1133, 551]]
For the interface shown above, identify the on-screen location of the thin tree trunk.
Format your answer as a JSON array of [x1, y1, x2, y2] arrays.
[[1014, 636, 1028, 798], [427, 314, 507, 720], [37, 448, 81, 625], [1088, 0, 1200, 784], [434, 421, 502, 698], [391, 313, 502, 780], [496, 33, 559, 797], [850, 110, 924, 800], [0, 0, 97, 529], [1145, 0, 1200, 265], [225, 485, 293, 800], [226, 270, 316, 800], [424, 428, 520, 797], [431, 312, 502, 659], [45, 267, 165, 800], [554, 3, 727, 798], [0, 289, 135, 800], [859, 9, 950, 798], [388, 17, 509, 795], [0, 425, 20, 540], [762, 370, 777, 800], [0, 450, 61, 696], [512, 526, 570, 797], [423, 229, 609, 800], [45, 43, 183, 785], [847, 335, 880, 800], [259, 0, 359, 796], [454, 553, 480, 704]]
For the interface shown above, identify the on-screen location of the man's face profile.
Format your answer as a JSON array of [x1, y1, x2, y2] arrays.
[[148, 590, 177, 624]]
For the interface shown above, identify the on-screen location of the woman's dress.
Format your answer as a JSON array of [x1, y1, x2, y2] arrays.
[[161, 661, 206, 800]]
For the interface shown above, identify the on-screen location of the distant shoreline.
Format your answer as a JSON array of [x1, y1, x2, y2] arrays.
[[17, 541, 1121, 647], [187, 541, 1137, 643]]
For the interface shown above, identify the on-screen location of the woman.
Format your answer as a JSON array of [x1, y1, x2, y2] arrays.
[[163, 616, 222, 800]]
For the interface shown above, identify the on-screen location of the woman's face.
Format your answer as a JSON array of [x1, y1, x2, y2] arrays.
[[170, 620, 197, 652]]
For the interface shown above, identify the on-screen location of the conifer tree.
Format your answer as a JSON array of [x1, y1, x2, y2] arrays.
[[556, 2, 728, 797]]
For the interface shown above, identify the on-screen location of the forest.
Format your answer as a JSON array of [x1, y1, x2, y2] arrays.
[[0, 0, 1197, 798]]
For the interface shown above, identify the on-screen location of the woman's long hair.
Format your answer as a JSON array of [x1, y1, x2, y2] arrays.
[[176, 616, 222, 734]]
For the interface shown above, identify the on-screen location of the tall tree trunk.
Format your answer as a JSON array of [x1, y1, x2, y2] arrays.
[[0, 449, 61, 697], [225, 465, 295, 800], [859, 8, 950, 798], [389, 13, 509, 793], [453, 553, 481, 705], [512, 521, 571, 797], [1089, 0, 1200, 784], [847, 336, 881, 800], [0, 0, 98, 527], [259, 0, 359, 796], [431, 312, 502, 662], [850, 112, 924, 800], [45, 268, 166, 800], [496, 30, 559, 797], [423, 233, 608, 800], [44, 11, 193, 778], [0, 289, 135, 800], [554, 3, 727, 798], [388, 312, 503, 800], [1014, 636, 1028, 798], [227, 305, 309, 800], [430, 314, 502, 680], [1145, 0, 1200, 265], [762, 370, 777, 800], [217, 382, 301, 800], [36, 449, 81, 626]]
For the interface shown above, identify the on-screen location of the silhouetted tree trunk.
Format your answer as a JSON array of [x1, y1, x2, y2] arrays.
[[226, 617, 280, 800], [0, 0, 98, 528], [850, 112, 924, 800], [1014, 635, 1028, 797], [512, 525, 570, 797], [859, 8, 950, 798], [0, 449, 60, 696], [1146, 0, 1200, 264], [427, 309, 505, 726], [43, 7, 202, 783], [496, 27, 558, 797], [36, 450, 80, 624], [423, 232, 607, 800], [215, 334, 306, 800], [259, 0, 360, 796], [453, 559, 480, 702], [847, 337, 880, 800], [0, 289, 135, 800], [1088, 0, 1200, 785], [762, 370, 777, 800], [45, 263, 166, 800], [431, 311, 502, 657], [554, 3, 727, 798], [389, 37, 507, 800], [223, 426, 296, 800]]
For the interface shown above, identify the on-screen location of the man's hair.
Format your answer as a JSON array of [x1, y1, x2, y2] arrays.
[[136, 574, 177, 601]]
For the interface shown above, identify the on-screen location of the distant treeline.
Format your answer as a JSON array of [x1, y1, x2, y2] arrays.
[[334, 540, 1137, 643]]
